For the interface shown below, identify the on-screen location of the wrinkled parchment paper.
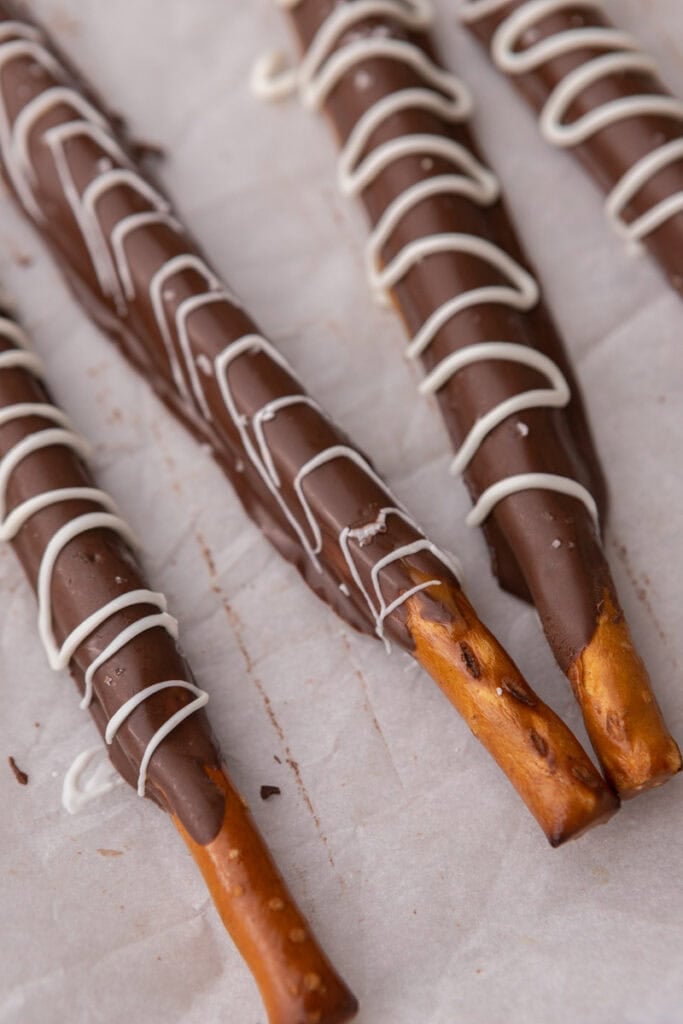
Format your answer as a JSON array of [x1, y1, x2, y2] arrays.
[[1, 2, 682, 1021]]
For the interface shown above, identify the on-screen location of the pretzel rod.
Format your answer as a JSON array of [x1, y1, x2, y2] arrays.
[[0, 8, 618, 841], [460, 0, 683, 294], [259, 0, 682, 796], [0, 311, 357, 1024]]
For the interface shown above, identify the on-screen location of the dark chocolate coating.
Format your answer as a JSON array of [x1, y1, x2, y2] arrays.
[[0, 6, 463, 657], [465, 0, 683, 295], [0, 319, 224, 845], [283, 0, 613, 671]]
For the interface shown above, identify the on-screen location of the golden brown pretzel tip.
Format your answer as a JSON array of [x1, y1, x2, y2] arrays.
[[568, 593, 682, 798], [176, 768, 358, 1024], [405, 575, 619, 845]]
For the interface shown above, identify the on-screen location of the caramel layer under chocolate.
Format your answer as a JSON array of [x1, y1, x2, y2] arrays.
[[462, 0, 683, 295], [273, 0, 681, 795], [0, 6, 620, 840]]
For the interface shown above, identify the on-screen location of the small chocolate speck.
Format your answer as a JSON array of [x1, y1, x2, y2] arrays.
[[97, 848, 123, 858], [8, 756, 28, 785], [12, 249, 33, 268], [459, 641, 481, 679], [273, 755, 282, 764], [260, 784, 281, 801]]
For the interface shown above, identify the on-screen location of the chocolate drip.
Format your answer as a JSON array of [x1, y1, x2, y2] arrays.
[[278, 0, 610, 669], [464, 0, 683, 294], [0, 4, 464, 657], [0, 316, 224, 844]]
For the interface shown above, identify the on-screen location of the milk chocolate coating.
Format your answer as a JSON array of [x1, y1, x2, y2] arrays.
[[0, 315, 224, 845], [466, 1, 683, 294], [283, 0, 614, 671], [0, 4, 471, 658], [0, 315, 360, 1024]]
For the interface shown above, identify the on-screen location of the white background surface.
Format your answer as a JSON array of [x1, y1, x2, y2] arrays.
[[1, 2, 682, 1022]]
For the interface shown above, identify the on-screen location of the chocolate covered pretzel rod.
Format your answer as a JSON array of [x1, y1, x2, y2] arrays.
[[0, 309, 357, 1024], [0, 8, 619, 843], [461, 0, 683, 292], [257, 0, 681, 796]]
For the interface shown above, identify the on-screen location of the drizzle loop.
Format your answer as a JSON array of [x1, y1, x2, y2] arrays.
[[215, 334, 461, 644], [460, 0, 683, 242], [0, 17, 461, 646], [0, 316, 208, 798], [258, 0, 597, 526]]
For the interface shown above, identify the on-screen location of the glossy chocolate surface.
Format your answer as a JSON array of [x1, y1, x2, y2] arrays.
[[0, 317, 224, 844], [467, 0, 683, 293], [284, 0, 613, 670]]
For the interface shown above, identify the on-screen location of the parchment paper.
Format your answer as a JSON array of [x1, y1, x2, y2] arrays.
[[1, 2, 682, 1022]]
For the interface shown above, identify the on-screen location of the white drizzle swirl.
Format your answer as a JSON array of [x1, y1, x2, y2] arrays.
[[460, 0, 683, 242], [62, 744, 124, 814], [0, 18, 463, 648], [0, 315, 208, 799], [256, 0, 598, 526]]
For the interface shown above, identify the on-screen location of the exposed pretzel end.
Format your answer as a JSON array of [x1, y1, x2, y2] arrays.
[[568, 593, 682, 799], [174, 766, 358, 1024], [404, 575, 619, 844]]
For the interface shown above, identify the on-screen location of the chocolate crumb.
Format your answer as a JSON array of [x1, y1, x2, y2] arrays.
[[273, 755, 282, 764], [502, 678, 537, 707], [11, 248, 33, 268], [260, 785, 281, 801], [8, 756, 28, 785], [459, 641, 481, 679]]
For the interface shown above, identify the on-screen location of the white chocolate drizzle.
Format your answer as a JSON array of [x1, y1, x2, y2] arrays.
[[460, 0, 683, 242], [0, 315, 208, 801], [214, 334, 462, 643], [62, 744, 124, 814], [256, 0, 598, 527], [0, 18, 464, 647]]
